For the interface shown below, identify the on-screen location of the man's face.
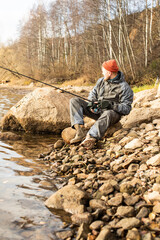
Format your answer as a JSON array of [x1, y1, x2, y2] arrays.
[[102, 67, 111, 81]]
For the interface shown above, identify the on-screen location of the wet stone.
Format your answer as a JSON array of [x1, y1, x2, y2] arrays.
[[56, 230, 74, 240]]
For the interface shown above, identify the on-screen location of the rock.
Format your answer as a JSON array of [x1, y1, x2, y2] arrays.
[[71, 212, 92, 225], [54, 139, 64, 149], [136, 207, 149, 219], [99, 183, 114, 196], [126, 228, 141, 240], [45, 185, 88, 214], [89, 199, 106, 210], [156, 176, 160, 184], [128, 164, 139, 173], [89, 220, 104, 230], [144, 191, 160, 203], [107, 194, 123, 206], [76, 223, 90, 240], [124, 138, 143, 149], [124, 195, 140, 206], [39, 180, 53, 189], [116, 206, 135, 217], [61, 127, 76, 144], [141, 232, 152, 240], [152, 183, 160, 192], [116, 217, 141, 230], [95, 226, 111, 240], [146, 154, 160, 166], [1, 88, 72, 133], [145, 123, 155, 131], [0, 131, 22, 140], [153, 202, 160, 213], [121, 106, 160, 129], [120, 182, 134, 194], [56, 230, 74, 240]]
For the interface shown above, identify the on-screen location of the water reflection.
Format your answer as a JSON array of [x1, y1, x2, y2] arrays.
[[0, 87, 65, 240]]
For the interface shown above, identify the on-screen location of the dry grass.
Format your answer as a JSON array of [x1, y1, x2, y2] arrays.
[[61, 76, 94, 87]]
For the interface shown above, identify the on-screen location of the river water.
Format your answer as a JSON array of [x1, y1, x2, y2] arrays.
[[0, 87, 67, 240]]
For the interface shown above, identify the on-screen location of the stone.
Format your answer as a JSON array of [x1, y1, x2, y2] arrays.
[[54, 139, 64, 149], [45, 185, 88, 214], [153, 202, 160, 213], [141, 232, 152, 240], [99, 183, 114, 196], [0, 131, 22, 140], [71, 212, 93, 225], [152, 183, 160, 193], [146, 154, 160, 166], [124, 195, 140, 206], [145, 123, 155, 131], [120, 182, 134, 194], [89, 199, 106, 210], [136, 207, 149, 219], [144, 191, 160, 203], [76, 223, 90, 240], [124, 138, 143, 149], [61, 127, 76, 144], [107, 194, 123, 206], [39, 180, 53, 189], [56, 230, 74, 240], [89, 220, 104, 230], [120, 106, 160, 129], [95, 226, 111, 240], [126, 228, 141, 240], [116, 217, 141, 230], [116, 206, 135, 217], [128, 164, 139, 173], [1, 88, 72, 133]]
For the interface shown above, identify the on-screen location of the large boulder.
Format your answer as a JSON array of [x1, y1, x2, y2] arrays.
[[45, 185, 88, 214], [1, 87, 72, 133], [121, 88, 160, 128]]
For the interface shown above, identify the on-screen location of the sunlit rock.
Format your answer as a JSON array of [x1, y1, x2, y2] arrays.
[[1, 87, 72, 133]]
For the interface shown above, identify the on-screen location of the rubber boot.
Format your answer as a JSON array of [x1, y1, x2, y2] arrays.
[[70, 124, 86, 144]]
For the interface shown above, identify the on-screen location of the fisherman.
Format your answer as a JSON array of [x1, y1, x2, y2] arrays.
[[70, 59, 133, 149]]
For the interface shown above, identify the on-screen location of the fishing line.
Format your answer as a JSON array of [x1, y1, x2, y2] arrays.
[[0, 65, 91, 102]]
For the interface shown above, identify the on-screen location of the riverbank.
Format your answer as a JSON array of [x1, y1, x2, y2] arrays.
[[40, 119, 160, 240], [1, 82, 160, 239]]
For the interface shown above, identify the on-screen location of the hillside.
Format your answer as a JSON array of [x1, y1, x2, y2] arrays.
[[0, 2, 159, 86]]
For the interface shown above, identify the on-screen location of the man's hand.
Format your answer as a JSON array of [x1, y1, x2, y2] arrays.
[[87, 101, 100, 114]]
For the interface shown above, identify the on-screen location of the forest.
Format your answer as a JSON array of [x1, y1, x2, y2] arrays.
[[0, 0, 159, 86]]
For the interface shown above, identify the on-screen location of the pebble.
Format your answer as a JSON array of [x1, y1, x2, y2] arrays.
[[40, 114, 160, 240]]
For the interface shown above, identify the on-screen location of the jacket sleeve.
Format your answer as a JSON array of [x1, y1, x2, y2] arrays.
[[112, 82, 133, 115], [88, 78, 103, 101]]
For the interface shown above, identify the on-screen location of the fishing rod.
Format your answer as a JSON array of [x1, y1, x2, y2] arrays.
[[0, 65, 91, 102]]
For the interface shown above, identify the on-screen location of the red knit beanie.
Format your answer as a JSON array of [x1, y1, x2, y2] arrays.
[[102, 59, 119, 72]]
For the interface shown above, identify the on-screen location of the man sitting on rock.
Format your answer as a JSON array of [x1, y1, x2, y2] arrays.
[[70, 59, 133, 149]]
